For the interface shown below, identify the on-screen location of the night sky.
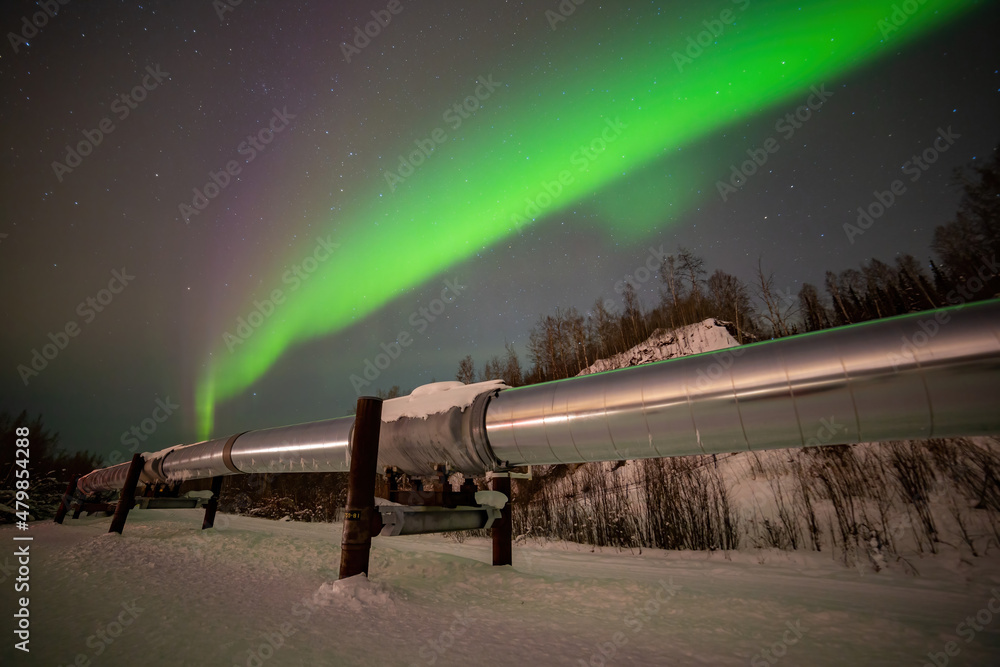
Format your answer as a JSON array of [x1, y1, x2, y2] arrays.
[[2, 0, 998, 462]]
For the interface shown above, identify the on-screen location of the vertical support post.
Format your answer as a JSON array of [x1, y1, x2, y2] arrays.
[[386, 467, 399, 504], [202, 475, 225, 530], [434, 464, 449, 492], [53, 476, 78, 524], [108, 453, 145, 535], [339, 396, 383, 580], [461, 477, 477, 494], [71, 497, 84, 519], [491, 473, 513, 566]]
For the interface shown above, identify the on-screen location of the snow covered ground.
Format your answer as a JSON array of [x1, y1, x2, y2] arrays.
[[4, 509, 1000, 666]]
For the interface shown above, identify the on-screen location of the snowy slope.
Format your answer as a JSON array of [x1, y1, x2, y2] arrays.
[[577, 318, 740, 375], [527, 321, 1000, 572], [4, 511, 999, 667]]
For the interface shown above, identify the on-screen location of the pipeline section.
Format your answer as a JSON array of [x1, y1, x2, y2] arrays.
[[77, 300, 1000, 496]]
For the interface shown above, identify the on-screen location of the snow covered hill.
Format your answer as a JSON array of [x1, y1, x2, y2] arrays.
[[576, 318, 740, 375]]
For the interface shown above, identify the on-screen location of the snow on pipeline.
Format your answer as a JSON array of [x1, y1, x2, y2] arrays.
[[3, 510, 1000, 666]]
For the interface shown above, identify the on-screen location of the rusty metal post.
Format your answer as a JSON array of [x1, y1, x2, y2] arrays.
[[491, 473, 512, 566], [53, 475, 78, 524], [339, 396, 383, 579], [202, 475, 225, 530], [108, 453, 145, 535]]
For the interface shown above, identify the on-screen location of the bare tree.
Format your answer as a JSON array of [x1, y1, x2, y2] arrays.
[[895, 254, 938, 310], [677, 246, 707, 320], [563, 307, 590, 374], [456, 355, 476, 384], [797, 283, 831, 332], [706, 269, 755, 343], [620, 282, 644, 348], [659, 254, 681, 330], [824, 270, 851, 325], [588, 297, 619, 361], [754, 258, 795, 337], [503, 340, 524, 387], [479, 355, 505, 382]]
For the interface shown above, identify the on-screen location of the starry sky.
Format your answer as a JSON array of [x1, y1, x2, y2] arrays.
[[1, 0, 998, 461]]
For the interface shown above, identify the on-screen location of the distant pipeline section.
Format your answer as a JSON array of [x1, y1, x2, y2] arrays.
[[77, 300, 1000, 496]]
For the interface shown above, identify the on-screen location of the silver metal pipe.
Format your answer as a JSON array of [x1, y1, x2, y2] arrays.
[[484, 300, 1000, 465], [228, 417, 353, 474], [76, 382, 506, 494], [76, 461, 136, 496], [377, 505, 501, 536], [76, 301, 1000, 496]]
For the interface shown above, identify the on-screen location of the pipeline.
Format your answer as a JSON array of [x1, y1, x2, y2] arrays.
[[77, 300, 1000, 496]]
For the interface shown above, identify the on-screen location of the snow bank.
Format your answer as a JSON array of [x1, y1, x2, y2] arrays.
[[312, 574, 398, 614], [11, 510, 1000, 666], [577, 318, 739, 375]]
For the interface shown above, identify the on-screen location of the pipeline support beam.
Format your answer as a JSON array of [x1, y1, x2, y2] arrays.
[[53, 476, 77, 524], [202, 475, 225, 530], [491, 474, 513, 566], [108, 453, 145, 535], [339, 397, 383, 579]]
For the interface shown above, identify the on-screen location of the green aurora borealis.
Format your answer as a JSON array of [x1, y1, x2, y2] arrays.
[[196, 0, 979, 439]]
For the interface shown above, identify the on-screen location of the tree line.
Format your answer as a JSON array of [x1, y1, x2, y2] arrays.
[[454, 147, 999, 386]]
